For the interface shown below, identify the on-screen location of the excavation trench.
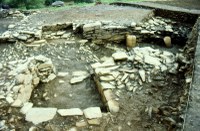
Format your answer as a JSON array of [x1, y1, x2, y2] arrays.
[[0, 5, 199, 130]]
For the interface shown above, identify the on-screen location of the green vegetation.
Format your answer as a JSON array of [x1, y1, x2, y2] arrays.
[[0, 0, 144, 10]]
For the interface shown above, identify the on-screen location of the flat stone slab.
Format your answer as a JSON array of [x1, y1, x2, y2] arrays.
[[112, 52, 128, 61], [25, 107, 57, 125], [57, 108, 83, 116], [83, 107, 102, 119]]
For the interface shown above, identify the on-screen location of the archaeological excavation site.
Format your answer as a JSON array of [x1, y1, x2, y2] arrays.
[[0, 1, 200, 131]]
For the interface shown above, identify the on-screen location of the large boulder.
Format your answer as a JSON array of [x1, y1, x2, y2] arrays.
[[51, 1, 64, 7]]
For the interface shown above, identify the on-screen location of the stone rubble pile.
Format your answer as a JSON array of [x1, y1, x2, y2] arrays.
[[92, 46, 179, 113], [2, 55, 56, 107]]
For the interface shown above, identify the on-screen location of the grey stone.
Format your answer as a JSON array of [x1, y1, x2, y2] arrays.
[[52, 1, 64, 7], [25, 107, 57, 125], [83, 107, 102, 119]]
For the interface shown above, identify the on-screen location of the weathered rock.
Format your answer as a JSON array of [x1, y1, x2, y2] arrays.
[[61, 33, 71, 39], [8, 24, 15, 29], [130, 22, 136, 27], [83, 21, 101, 32], [52, 1, 64, 7], [83, 107, 102, 119], [57, 108, 83, 116], [139, 70, 145, 82], [70, 76, 87, 84], [11, 99, 22, 107], [76, 120, 87, 127], [32, 40, 47, 45], [100, 75, 115, 81], [112, 52, 128, 61], [25, 108, 57, 125], [88, 119, 101, 125], [57, 72, 69, 77], [6, 96, 14, 104], [20, 102, 33, 114], [101, 82, 115, 90], [144, 55, 161, 66]]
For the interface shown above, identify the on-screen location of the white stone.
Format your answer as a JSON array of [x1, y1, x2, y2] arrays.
[[141, 30, 150, 34], [130, 22, 136, 27], [88, 119, 101, 125], [144, 55, 161, 66], [61, 33, 71, 39], [57, 108, 83, 116], [100, 75, 115, 81], [83, 107, 102, 119], [101, 82, 115, 90], [8, 24, 15, 29], [57, 72, 69, 77], [70, 76, 86, 84], [11, 99, 22, 107], [25, 108, 57, 125], [139, 70, 145, 82], [20, 102, 33, 114], [32, 39, 47, 45], [6, 96, 14, 104], [112, 52, 128, 61], [72, 71, 89, 77]]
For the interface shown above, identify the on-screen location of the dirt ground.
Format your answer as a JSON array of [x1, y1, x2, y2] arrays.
[[0, 2, 197, 131]]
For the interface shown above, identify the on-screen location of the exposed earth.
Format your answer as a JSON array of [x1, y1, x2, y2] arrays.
[[0, 1, 199, 131]]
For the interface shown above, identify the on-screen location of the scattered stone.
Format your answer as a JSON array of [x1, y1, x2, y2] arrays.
[[139, 70, 145, 82], [57, 108, 83, 116], [144, 55, 161, 66], [83, 107, 102, 119], [76, 120, 87, 127], [88, 119, 101, 125], [32, 39, 47, 45], [8, 24, 15, 29], [11, 99, 22, 107], [57, 72, 69, 77], [101, 82, 115, 90], [52, 1, 64, 7], [70, 76, 87, 84], [68, 127, 78, 131], [25, 107, 57, 125], [6, 96, 14, 104], [100, 75, 115, 81], [29, 126, 38, 131], [112, 52, 128, 61], [20, 102, 33, 114], [130, 22, 136, 27]]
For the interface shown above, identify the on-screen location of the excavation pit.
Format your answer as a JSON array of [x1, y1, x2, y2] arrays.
[[0, 4, 199, 131]]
